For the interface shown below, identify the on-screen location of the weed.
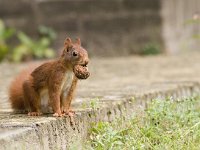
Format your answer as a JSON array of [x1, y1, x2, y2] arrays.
[[140, 43, 161, 55], [90, 98, 100, 111], [85, 96, 200, 149], [12, 29, 55, 62], [0, 19, 15, 62], [0, 19, 56, 62], [81, 102, 88, 109]]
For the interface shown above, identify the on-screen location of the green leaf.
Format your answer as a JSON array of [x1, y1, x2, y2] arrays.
[[17, 32, 33, 48], [38, 25, 57, 40], [39, 37, 50, 47], [2, 28, 15, 40], [0, 44, 9, 61], [12, 45, 30, 62], [44, 48, 55, 58], [0, 19, 5, 37], [0, 19, 15, 43]]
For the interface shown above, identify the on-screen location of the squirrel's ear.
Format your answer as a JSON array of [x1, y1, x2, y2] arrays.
[[75, 38, 81, 46], [64, 37, 72, 47]]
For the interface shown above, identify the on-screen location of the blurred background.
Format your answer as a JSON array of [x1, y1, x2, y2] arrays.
[[0, 0, 200, 62]]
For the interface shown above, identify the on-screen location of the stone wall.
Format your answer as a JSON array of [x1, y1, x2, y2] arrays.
[[0, 0, 163, 57], [161, 0, 200, 54], [0, 0, 199, 56]]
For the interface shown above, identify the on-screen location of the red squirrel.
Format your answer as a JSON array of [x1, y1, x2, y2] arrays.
[[9, 37, 90, 117]]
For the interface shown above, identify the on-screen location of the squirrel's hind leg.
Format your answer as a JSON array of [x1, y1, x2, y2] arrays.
[[23, 79, 42, 116]]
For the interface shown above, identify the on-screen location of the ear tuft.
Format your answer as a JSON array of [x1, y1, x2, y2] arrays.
[[75, 37, 81, 46], [64, 37, 72, 47]]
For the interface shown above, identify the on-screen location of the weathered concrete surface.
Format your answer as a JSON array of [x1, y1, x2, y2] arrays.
[[0, 54, 200, 149]]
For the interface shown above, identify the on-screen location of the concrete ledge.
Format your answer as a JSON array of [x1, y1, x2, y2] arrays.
[[0, 82, 199, 150], [0, 55, 200, 149]]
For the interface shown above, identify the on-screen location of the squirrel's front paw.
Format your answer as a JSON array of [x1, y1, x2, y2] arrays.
[[64, 110, 75, 126], [63, 109, 75, 117], [28, 112, 42, 116]]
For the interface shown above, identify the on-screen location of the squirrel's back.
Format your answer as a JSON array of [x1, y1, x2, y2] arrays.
[[9, 65, 37, 111]]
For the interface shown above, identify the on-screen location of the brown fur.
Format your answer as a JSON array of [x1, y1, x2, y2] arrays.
[[9, 66, 36, 111], [9, 37, 89, 117]]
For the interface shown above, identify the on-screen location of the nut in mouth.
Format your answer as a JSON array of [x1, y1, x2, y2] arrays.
[[73, 63, 90, 79]]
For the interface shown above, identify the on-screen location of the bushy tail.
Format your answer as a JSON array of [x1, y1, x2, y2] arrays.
[[9, 65, 37, 111]]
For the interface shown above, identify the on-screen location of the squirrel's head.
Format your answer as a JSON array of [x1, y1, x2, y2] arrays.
[[61, 37, 90, 79]]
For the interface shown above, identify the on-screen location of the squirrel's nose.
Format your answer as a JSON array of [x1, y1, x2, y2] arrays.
[[82, 59, 89, 67], [85, 59, 89, 65]]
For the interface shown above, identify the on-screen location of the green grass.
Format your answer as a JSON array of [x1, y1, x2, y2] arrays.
[[140, 43, 162, 55], [85, 96, 200, 150]]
